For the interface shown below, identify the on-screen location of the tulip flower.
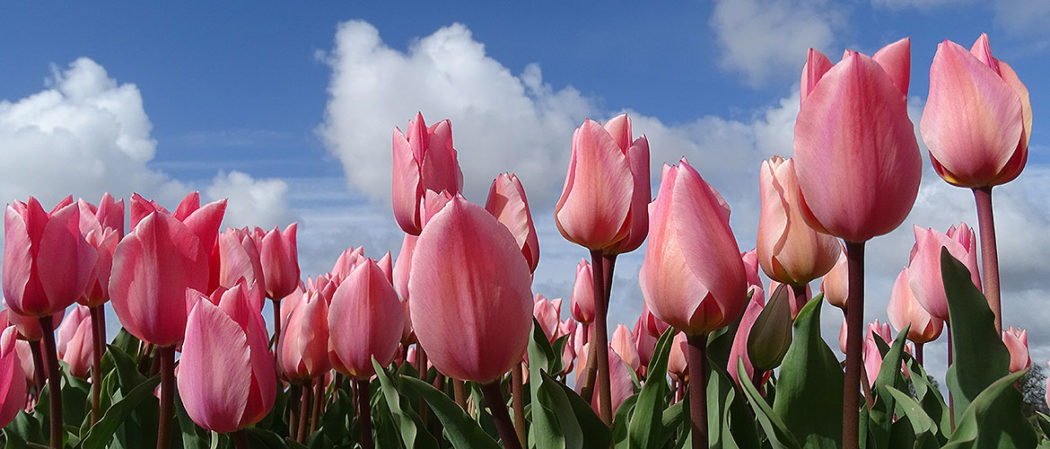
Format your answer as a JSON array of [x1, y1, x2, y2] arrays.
[[611, 324, 641, 374], [328, 258, 404, 379], [178, 287, 276, 434], [667, 332, 689, 382], [632, 315, 656, 376], [0, 327, 27, 428], [78, 193, 125, 239], [391, 112, 464, 235], [533, 294, 562, 344], [218, 227, 265, 290], [769, 280, 811, 320], [279, 290, 331, 382], [575, 343, 634, 415], [728, 290, 765, 388], [820, 244, 848, 311], [330, 246, 364, 282], [1002, 326, 1030, 373], [907, 224, 981, 321], [757, 156, 841, 287], [741, 250, 762, 291], [486, 173, 540, 273], [887, 268, 942, 365], [56, 308, 93, 379], [570, 259, 596, 325], [256, 223, 300, 300]]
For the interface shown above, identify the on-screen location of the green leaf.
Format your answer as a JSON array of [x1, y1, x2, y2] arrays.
[[941, 248, 1011, 417], [627, 327, 675, 449], [552, 375, 612, 449], [528, 319, 582, 449], [80, 376, 161, 449], [882, 386, 934, 436], [772, 295, 842, 448], [868, 327, 910, 449], [398, 375, 501, 449], [372, 360, 439, 449], [943, 370, 1037, 449], [736, 359, 800, 449]]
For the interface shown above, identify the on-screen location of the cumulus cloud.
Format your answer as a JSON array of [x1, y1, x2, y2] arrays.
[[205, 170, 293, 230], [708, 0, 846, 87]]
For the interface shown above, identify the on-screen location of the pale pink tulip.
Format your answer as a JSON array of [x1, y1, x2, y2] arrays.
[[821, 244, 848, 310], [329, 258, 404, 379], [571, 259, 596, 324], [391, 112, 464, 235], [218, 228, 264, 290], [611, 324, 640, 374], [486, 173, 540, 272], [907, 224, 981, 320], [0, 327, 27, 427], [1002, 326, 1030, 373], [533, 294, 562, 344], [279, 290, 331, 382], [56, 308, 93, 379], [632, 315, 656, 373], [640, 159, 747, 336], [256, 223, 300, 300], [667, 332, 689, 382], [887, 268, 943, 344], [728, 293, 766, 387]]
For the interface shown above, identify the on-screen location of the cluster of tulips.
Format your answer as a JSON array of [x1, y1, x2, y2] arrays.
[[0, 32, 1042, 449]]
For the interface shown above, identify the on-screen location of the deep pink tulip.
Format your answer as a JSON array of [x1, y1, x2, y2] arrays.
[[611, 324, 640, 374], [218, 228, 264, 290], [330, 246, 364, 282], [820, 244, 848, 310], [256, 223, 300, 300], [129, 192, 226, 256], [279, 289, 331, 382], [178, 286, 275, 434], [533, 294, 561, 344], [56, 306, 93, 379], [921, 34, 1031, 188], [907, 224, 981, 321], [328, 258, 404, 379], [0, 327, 28, 428], [110, 211, 210, 347], [555, 114, 650, 254], [77, 195, 123, 307], [408, 196, 533, 384], [728, 292, 765, 387], [794, 39, 921, 243], [887, 268, 943, 344], [486, 173, 540, 273], [0, 323, 34, 386], [1003, 326, 1030, 373], [757, 156, 840, 286], [391, 112, 464, 235], [3, 197, 96, 317], [570, 259, 596, 324], [640, 159, 747, 336]]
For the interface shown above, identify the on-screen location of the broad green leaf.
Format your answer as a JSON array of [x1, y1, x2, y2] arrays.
[[736, 359, 800, 449], [372, 359, 438, 449], [868, 327, 910, 449], [772, 296, 842, 448], [528, 319, 581, 449], [398, 375, 501, 449], [944, 370, 1037, 449], [80, 376, 160, 449], [883, 386, 934, 435], [553, 375, 612, 449], [627, 327, 675, 449]]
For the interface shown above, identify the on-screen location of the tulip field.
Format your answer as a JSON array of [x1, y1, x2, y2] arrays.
[[0, 33, 1045, 449]]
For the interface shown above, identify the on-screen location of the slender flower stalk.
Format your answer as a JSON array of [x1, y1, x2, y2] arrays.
[[511, 364, 526, 446], [156, 346, 175, 449], [356, 379, 374, 449], [39, 317, 62, 448], [973, 187, 1002, 332], [687, 333, 709, 449], [481, 382, 523, 449], [842, 241, 865, 449], [589, 250, 613, 424], [29, 339, 45, 391], [89, 305, 105, 424]]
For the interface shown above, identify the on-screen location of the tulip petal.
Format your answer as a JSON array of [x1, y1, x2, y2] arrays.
[[329, 259, 404, 379], [392, 127, 423, 235], [872, 37, 911, 96], [178, 299, 251, 433], [800, 49, 832, 104]]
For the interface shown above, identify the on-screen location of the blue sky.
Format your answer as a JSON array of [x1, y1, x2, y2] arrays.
[[1, 1, 1048, 379]]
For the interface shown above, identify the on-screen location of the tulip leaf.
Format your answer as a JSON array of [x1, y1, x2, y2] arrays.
[[748, 284, 793, 372], [372, 359, 439, 449], [174, 388, 208, 449], [627, 327, 675, 449], [550, 375, 612, 449], [868, 327, 910, 449], [528, 319, 583, 449], [736, 359, 800, 449], [883, 386, 935, 436], [397, 375, 501, 449], [943, 370, 1037, 448], [941, 248, 1011, 418], [905, 358, 950, 440], [772, 295, 842, 449], [80, 375, 161, 449]]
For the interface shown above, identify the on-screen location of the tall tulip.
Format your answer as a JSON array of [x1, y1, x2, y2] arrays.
[[253, 223, 299, 361], [56, 307, 93, 379], [921, 34, 1030, 333], [409, 196, 532, 449], [279, 290, 330, 383], [485, 173, 540, 273], [391, 112, 464, 235], [793, 38, 920, 449], [640, 158, 746, 448], [886, 268, 942, 365], [907, 224, 981, 321]]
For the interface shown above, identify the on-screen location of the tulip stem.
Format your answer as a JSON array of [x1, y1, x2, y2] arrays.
[[415, 345, 429, 426], [842, 241, 865, 449], [29, 339, 46, 392], [89, 305, 105, 425], [297, 381, 312, 442], [973, 187, 1002, 334], [232, 430, 248, 449], [915, 342, 924, 367], [271, 298, 282, 348], [511, 363, 526, 447], [310, 376, 323, 433], [947, 323, 955, 432], [355, 379, 374, 449], [481, 381, 523, 449], [454, 379, 468, 410], [589, 249, 613, 425], [288, 384, 301, 438], [39, 317, 62, 449], [686, 333, 709, 449], [156, 346, 175, 449]]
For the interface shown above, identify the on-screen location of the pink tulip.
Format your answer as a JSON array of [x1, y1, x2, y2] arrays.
[[729, 294, 766, 387], [741, 250, 762, 291], [1044, 362, 1050, 410], [256, 224, 300, 300], [110, 211, 210, 346], [555, 114, 650, 253], [0, 327, 27, 428], [55, 305, 90, 355], [611, 324, 641, 374], [130, 192, 226, 293], [77, 195, 123, 307], [571, 259, 596, 323], [56, 306, 93, 379], [329, 258, 404, 379], [769, 280, 811, 320], [632, 315, 656, 373], [218, 228, 264, 290], [178, 286, 275, 433], [863, 338, 883, 388], [2, 302, 62, 342], [794, 39, 921, 243], [559, 319, 578, 375], [757, 156, 841, 286], [279, 290, 331, 382], [330, 246, 364, 283], [408, 196, 533, 384], [576, 345, 634, 415], [1002, 326, 1030, 373], [638, 302, 670, 339], [820, 244, 849, 310], [533, 294, 562, 344], [391, 112, 464, 235], [667, 332, 689, 382], [3, 197, 96, 317], [640, 159, 747, 336], [907, 224, 981, 321], [485, 173, 540, 273], [378, 252, 393, 284], [78, 193, 125, 239], [921, 34, 1031, 188], [887, 268, 943, 344]]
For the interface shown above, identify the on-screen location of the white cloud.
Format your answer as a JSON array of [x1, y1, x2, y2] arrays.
[[205, 170, 294, 231], [709, 0, 845, 87], [870, 0, 971, 9]]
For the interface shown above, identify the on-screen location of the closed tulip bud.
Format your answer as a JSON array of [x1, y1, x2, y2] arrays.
[[486, 173, 540, 273], [757, 156, 841, 286], [0, 327, 27, 428], [110, 211, 210, 346], [329, 258, 404, 379], [409, 196, 533, 384], [667, 332, 689, 382], [640, 159, 748, 336], [632, 316, 656, 372], [533, 294, 561, 344], [1002, 327, 1030, 373], [768, 280, 811, 320], [80, 227, 119, 307], [921, 34, 1031, 188], [556, 114, 650, 254], [729, 294, 765, 387], [56, 307, 93, 379], [218, 228, 265, 290], [741, 250, 762, 291], [907, 224, 981, 320], [611, 324, 641, 374], [3, 197, 96, 317], [571, 259, 596, 323], [821, 244, 849, 310], [55, 305, 90, 355], [279, 290, 331, 382], [887, 268, 943, 344], [257, 223, 300, 300], [178, 287, 275, 433], [747, 285, 793, 374], [794, 39, 921, 243], [392, 112, 464, 235]]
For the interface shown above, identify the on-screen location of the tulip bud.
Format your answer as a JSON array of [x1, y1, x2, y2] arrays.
[[392, 112, 464, 235], [667, 332, 689, 382], [1002, 326, 1030, 373], [571, 259, 596, 323], [279, 290, 331, 382], [887, 268, 943, 344], [747, 284, 793, 374], [907, 224, 981, 320], [486, 173, 540, 273], [329, 258, 405, 379], [218, 227, 265, 290], [533, 294, 561, 344], [611, 324, 641, 374], [257, 223, 300, 300]]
